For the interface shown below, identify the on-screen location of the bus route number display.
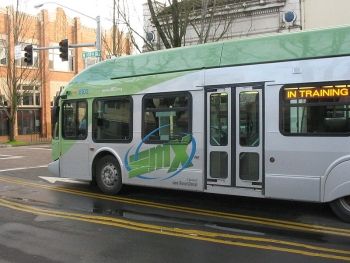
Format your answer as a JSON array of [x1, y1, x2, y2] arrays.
[[285, 86, 350, 100]]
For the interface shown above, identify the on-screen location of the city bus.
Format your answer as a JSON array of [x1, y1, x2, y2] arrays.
[[50, 25, 350, 222]]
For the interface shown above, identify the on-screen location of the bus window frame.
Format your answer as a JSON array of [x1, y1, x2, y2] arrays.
[[61, 99, 88, 140], [141, 91, 193, 144], [92, 95, 133, 143], [279, 81, 350, 137]]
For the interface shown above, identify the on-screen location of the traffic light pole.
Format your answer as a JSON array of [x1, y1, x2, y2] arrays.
[[33, 43, 95, 51], [34, 3, 102, 61], [24, 42, 96, 66]]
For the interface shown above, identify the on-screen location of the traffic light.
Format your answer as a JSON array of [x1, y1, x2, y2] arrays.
[[24, 45, 33, 65], [59, 39, 69, 61]]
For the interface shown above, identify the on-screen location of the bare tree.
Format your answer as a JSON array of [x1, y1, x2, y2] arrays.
[[101, 0, 132, 58], [115, 0, 153, 53], [0, 2, 42, 141], [116, 0, 237, 52], [191, 0, 236, 44], [147, 0, 192, 48], [102, 28, 132, 58]]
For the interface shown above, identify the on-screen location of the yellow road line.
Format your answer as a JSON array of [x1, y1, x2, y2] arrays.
[[0, 197, 350, 261], [0, 176, 349, 238]]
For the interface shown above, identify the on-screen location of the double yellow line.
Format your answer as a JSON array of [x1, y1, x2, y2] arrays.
[[1, 175, 350, 261], [0, 197, 350, 261], [0, 175, 348, 238]]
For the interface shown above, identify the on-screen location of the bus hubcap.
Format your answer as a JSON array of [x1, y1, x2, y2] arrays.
[[340, 196, 350, 212], [101, 164, 117, 186]]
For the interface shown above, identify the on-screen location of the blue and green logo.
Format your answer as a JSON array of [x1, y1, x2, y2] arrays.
[[124, 125, 196, 180]]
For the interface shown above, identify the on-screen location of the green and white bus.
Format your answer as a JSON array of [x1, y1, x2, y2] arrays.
[[50, 26, 350, 222]]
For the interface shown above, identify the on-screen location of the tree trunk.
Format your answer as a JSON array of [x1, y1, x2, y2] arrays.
[[147, 0, 172, 49], [8, 116, 15, 141]]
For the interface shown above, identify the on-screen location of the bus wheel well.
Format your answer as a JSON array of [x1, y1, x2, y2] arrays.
[[330, 196, 350, 223], [92, 151, 118, 184]]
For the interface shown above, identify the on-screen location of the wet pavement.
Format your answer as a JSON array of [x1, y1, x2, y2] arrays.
[[0, 145, 349, 262]]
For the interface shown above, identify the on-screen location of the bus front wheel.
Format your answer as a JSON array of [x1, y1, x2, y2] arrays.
[[330, 196, 350, 223], [96, 155, 122, 195]]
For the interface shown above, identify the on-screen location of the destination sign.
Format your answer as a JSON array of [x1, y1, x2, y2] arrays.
[[285, 87, 350, 100]]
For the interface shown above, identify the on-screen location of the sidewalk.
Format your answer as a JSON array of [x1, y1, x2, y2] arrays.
[[0, 142, 51, 148]]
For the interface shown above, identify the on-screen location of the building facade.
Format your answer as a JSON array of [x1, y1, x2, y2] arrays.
[[301, 0, 350, 29], [143, 0, 302, 51], [0, 7, 131, 142], [143, 0, 350, 51]]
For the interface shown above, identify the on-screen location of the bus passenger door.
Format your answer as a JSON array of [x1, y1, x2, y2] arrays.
[[59, 100, 90, 180], [235, 86, 263, 188], [206, 88, 232, 186]]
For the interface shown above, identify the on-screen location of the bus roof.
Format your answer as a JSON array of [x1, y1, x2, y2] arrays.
[[67, 25, 350, 93]]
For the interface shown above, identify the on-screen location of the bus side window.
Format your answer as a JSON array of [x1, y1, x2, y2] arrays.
[[281, 84, 350, 135], [62, 100, 88, 140], [142, 92, 192, 144], [92, 97, 132, 142], [78, 101, 87, 138]]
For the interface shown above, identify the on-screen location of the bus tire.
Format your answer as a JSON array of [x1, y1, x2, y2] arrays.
[[96, 155, 122, 195], [330, 196, 350, 223]]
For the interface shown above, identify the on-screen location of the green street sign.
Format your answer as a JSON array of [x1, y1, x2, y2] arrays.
[[82, 50, 101, 58]]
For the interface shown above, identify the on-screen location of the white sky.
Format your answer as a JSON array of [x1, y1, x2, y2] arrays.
[[2, 0, 146, 52]]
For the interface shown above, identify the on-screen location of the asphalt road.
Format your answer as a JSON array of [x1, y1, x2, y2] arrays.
[[0, 145, 349, 263]]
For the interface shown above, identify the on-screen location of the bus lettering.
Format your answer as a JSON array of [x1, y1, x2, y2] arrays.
[[126, 134, 195, 179], [285, 87, 350, 99]]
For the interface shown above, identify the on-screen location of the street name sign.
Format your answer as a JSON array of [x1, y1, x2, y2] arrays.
[[82, 50, 101, 58]]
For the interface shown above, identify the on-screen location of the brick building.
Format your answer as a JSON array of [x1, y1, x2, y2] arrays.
[[0, 7, 131, 142]]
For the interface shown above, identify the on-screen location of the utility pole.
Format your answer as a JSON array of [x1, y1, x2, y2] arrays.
[[113, 0, 116, 55], [117, 0, 121, 56]]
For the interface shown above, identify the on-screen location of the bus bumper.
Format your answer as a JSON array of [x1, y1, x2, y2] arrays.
[[48, 159, 60, 177]]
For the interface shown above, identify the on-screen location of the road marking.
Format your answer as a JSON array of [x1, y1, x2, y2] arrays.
[[0, 175, 349, 238], [39, 176, 89, 185], [0, 165, 48, 173], [0, 197, 349, 261], [0, 154, 23, 160], [24, 148, 51, 151]]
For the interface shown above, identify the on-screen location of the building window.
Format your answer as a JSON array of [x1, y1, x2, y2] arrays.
[[62, 100, 87, 140], [15, 43, 39, 67], [17, 109, 41, 135], [17, 85, 41, 107], [49, 45, 74, 72], [92, 96, 132, 142], [0, 40, 7, 65], [142, 92, 192, 143], [281, 83, 350, 135], [0, 110, 9, 136]]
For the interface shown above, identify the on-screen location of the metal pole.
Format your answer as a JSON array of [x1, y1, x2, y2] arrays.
[[96, 16, 101, 61], [33, 43, 95, 51]]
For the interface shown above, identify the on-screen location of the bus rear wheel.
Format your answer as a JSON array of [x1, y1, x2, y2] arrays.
[[330, 196, 350, 223], [96, 155, 122, 195]]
